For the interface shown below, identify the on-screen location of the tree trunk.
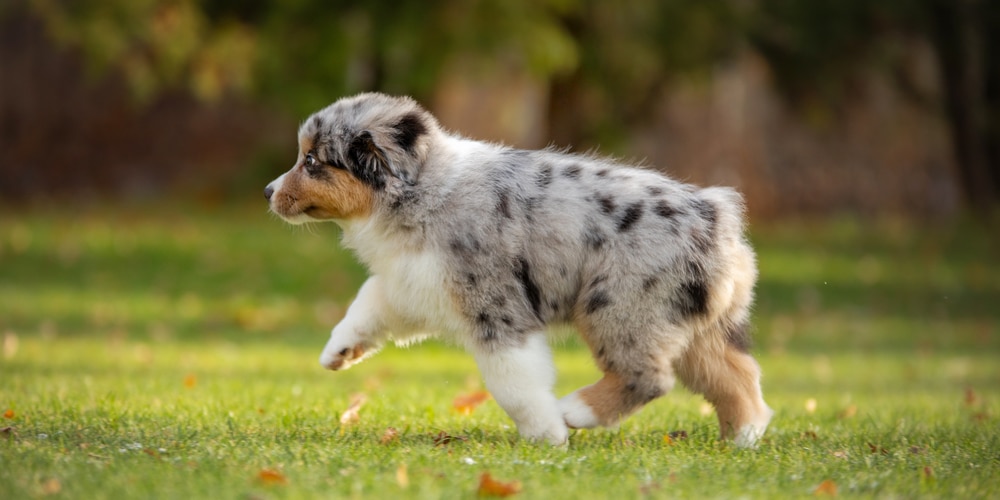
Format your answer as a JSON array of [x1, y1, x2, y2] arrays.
[[930, 0, 997, 214]]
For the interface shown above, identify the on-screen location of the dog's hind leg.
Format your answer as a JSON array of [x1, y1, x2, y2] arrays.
[[559, 324, 688, 429], [674, 321, 772, 447]]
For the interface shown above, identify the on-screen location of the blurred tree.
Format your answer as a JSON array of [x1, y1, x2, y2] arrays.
[[12, 0, 999, 213], [745, 0, 999, 212]]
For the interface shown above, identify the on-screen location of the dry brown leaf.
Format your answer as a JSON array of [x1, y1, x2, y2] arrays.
[[814, 479, 837, 496], [922, 466, 934, 480], [257, 468, 288, 485], [339, 394, 367, 425], [380, 427, 400, 445], [477, 472, 521, 497], [40, 478, 61, 496], [838, 405, 857, 419], [395, 463, 409, 489], [3, 409, 14, 419], [1, 426, 15, 437], [832, 450, 848, 460], [433, 431, 468, 447], [965, 387, 978, 406], [668, 430, 688, 442], [867, 442, 888, 455], [183, 374, 197, 389], [453, 391, 491, 415]]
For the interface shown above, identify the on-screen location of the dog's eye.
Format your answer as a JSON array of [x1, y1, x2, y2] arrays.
[[304, 153, 318, 168]]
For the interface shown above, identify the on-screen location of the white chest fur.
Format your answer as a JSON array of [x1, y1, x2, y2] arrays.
[[373, 247, 468, 340]]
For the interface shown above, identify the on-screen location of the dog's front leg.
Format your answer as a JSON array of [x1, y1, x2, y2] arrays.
[[473, 334, 568, 445], [319, 277, 387, 370]]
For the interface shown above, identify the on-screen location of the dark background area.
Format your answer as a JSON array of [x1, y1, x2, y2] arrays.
[[2, 0, 998, 219]]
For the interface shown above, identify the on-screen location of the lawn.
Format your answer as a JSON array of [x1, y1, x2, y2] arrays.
[[1, 202, 998, 498]]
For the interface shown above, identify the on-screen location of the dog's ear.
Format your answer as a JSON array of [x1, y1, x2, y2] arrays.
[[347, 111, 430, 189], [347, 130, 391, 189]]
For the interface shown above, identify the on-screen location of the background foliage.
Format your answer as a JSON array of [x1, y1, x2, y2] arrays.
[[2, 0, 998, 215]]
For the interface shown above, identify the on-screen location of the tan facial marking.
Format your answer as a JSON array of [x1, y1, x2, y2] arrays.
[[271, 166, 374, 221]]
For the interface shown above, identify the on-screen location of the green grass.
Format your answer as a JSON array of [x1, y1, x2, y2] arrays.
[[2, 203, 998, 498]]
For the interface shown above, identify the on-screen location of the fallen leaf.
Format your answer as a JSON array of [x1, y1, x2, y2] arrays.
[[867, 442, 888, 455], [40, 478, 61, 495], [380, 427, 400, 445], [965, 387, 978, 406], [1, 426, 14, 437], [832, 450, 848, 460], [814, 479, 837, 496], [395, 463, 409, 488], [453, 391, 491, 415], [668, 430, 688, 441], [922, 466, 934, 480], [802, 431, 818, 440], [838, 405, 857, 419], [433, 431, 468, 447], [339, 393, 367, 425], [257, 468, 288, 485], [908, 445, 926, 455], [663, 430, 687, 445], [477, 472, 521, 497], [3, 409, 13, 419], [183, 374, 197, 389], [142, 448, 160, 458]]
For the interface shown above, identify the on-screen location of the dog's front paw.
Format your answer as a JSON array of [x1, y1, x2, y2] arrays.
[[519, 419, 569, 446], [319, 342, 369, 371]]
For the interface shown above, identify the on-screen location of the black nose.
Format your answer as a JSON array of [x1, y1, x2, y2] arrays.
[[264, 185, 274, 201]]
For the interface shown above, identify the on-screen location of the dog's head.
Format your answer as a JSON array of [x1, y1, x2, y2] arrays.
[[265, 93, 437, 224]]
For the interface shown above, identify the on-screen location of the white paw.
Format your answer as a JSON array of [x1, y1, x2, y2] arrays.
[[733, 406, 774, 448], [319, 342, 370, 370], [558, 392, 600, 429], [518, 418, 569, 446]]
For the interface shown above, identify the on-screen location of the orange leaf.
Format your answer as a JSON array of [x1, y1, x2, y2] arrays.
[[40, 478, 61, 495], [838, 405, 857, 419], [3, 409, 14, 419], [965, 387, 978, 406], [257, 468, 288, 485], [478, 472, 521, 497], [339, 393, 367, 425], [183, 374, 197, 389], [380, 427, 400, 445], [814, 479, 837, 496], [454, 391, 491, 415]]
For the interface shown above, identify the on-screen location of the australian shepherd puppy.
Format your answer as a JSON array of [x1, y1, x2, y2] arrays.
[[265, 93, 772, 446]]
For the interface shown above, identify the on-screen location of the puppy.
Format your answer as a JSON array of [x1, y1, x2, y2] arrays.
[[265, 93, 772, 446]]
